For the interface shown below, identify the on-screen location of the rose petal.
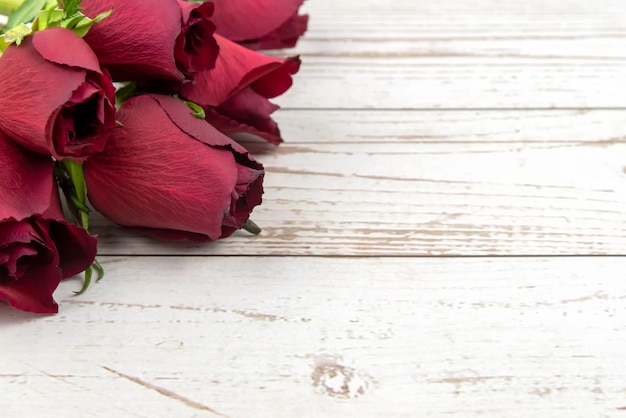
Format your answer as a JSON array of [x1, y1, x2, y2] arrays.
[[211, 0, 304, 42], [0, 262, 61, 314], [52, 79, 114, 157], [204, 87, 283, 144], [220, 163, 264, 238], [0, 219, 40, 247], [150, 34, 299, 144], [83, 0, 218, 81], [239, 14, 309, 50], [85, 95, 242, 241], [3, 243, 38, 277], [48, 221, 98, 280], [32, 27, 101, 73], [251, 55, 300, 98], [0, 132, 96, 314], [0, 219, 60, 314], [83, 0, 183, 80], [153, 94, 266, 172], [181, 35, 300, 106], [0, 133, 61, 221], [0, 37, 85, 156], [175, 0, 218, 77], [0, 30, 116, 161]]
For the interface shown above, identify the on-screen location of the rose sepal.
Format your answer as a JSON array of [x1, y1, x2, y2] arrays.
[[0, 0, 48, 34], [32, 0, 111, 37]]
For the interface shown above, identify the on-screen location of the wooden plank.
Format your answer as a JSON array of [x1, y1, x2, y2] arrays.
[[272, 109, 626, 144], [301, 0, 626, 41], [91, 136, 626, 256], [2, 256, 626, 417], [270, 0, 626, 109], [278, 56, 626, 109]]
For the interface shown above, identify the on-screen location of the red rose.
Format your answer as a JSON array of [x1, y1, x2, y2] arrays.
[[0, 133, 97, 314], [211, 0, 308, 50], [181, 34, 300, 144], [0, 28, 116, 162], [84, 94, 264, 242], [82, 0, 218, 81]]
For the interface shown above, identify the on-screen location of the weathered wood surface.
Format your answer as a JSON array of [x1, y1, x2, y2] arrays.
[[2, 257, 626, 417], [278, 0, 626, 109], [93, 111, 626, 256], [272, 109, 626, 144], [3, 0, 626, 417]]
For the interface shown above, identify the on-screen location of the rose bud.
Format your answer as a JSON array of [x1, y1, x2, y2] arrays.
[[211, 0, 308, 50], [84, 94, 264, 242], [180, 34, 300, 145], [82, 0, 218, 81], [0, 28, 116, 162], [0, 132, 97, 314]]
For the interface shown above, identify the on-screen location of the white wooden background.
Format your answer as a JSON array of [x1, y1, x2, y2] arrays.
[[3, 1, 626, 416]]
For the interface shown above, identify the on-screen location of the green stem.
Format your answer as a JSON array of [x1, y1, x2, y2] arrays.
[[58, 159, 104, 295], [60, 159, 89, 229], [242, 219, 262, 235]]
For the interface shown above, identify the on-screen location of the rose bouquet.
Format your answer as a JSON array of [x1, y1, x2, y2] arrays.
[[0, 0, 307, 313]]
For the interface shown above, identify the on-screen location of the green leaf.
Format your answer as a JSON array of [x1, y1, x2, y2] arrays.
[[0, 23, 31, 49], [73, 265, 92, 295], [1, 0, 46, 33], [175, 95, 206, 119], [0, 38, 8, 56], [115, 81, 137, 107], [57, 0, 81, 18], [73, 258, 104, 294], [85, 8, 109, 24], [34, 8, 62, 30], [65, 8, 111, 37], [59, 12, 83, 28], [93, 259, 104, 282]]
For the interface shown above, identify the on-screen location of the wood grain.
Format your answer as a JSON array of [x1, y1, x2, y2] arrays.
[[3, 2, 626, 417], [274, 0, 626, 109], [2, 256, 626, 417], [273, 109, 626, 144], [92, 127, 626, 256], [278, 57, 626, 110], [301, 0, 626, 41]]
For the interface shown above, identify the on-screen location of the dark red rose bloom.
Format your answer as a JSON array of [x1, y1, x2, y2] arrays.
[[180, 34, 300, 144], [0, 132, 97, 314], [0, 28, 116, 162], [82, 0, 218, 81], [84, 94, 264, 242], [211, 0, 308, 50]]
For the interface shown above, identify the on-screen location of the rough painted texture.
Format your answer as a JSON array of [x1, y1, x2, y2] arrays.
[[2, 257, 626, 417], [3, 0, 626, 416]]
